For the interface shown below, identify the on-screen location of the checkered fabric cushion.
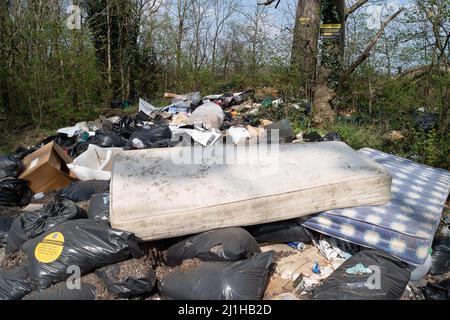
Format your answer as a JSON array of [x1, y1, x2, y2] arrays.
[[301, 148, 450, 266]]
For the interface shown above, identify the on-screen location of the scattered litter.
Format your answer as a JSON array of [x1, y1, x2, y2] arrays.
[[312, 262, 321, 274], [33, 193, 45, 200], [0, 87, 449, 301], [345, 263, 373, 275]]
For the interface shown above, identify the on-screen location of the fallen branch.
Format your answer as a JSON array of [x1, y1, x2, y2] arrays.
[[396, 65, 450, 81], [340, 7, 405, 83]]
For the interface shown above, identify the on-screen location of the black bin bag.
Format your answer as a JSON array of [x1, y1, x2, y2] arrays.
[[95, 259, 156, 298], [0, 267, 33, 300], [313, 250, 411, 300], [56, 180, 110, 202], [22, 219, 143, 290], [167, 227, 261, 267], [127, 126, 172, 150], [87, 193, 110, 224], [0, 155, 24, 179], [245, 219, 312, 244], [430, 237, 450, 275], [91, 130, 126, 148], [0, 216, 13, 248], [0, 177, 32, 207], [422, 279, 450, 300], [6, 199, 85, 254], [159, 251, 274, 300], [23, 281, 96, 300]]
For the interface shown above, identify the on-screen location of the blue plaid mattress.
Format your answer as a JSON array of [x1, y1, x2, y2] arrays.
[[301, 148, 450, 266]]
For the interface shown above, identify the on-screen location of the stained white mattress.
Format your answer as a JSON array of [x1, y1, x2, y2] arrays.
[[110, 142, 392, 240]]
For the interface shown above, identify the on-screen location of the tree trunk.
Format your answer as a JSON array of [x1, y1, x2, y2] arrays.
[[291, 0, 320, 98], [106, 0, 112, 85], [311, 0, 344, 126]]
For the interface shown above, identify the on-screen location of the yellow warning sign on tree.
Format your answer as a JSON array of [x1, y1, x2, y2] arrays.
[[299, 17, 310, 24], [321, 24, 341, 29]]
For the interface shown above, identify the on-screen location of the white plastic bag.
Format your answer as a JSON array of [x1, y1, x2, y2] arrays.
[[189, 102, 225, 130]]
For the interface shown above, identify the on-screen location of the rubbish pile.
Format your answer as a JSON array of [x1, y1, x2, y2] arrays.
[[0, 89, 449, 300]]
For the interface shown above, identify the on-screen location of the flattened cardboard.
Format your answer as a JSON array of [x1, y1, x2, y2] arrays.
[[19, 141, 75, 193]]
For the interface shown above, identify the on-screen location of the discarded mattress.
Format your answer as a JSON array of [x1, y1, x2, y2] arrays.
[[110, 142, 392, 241], [68, 145, 123, 181], [302, 148, 450, 266]]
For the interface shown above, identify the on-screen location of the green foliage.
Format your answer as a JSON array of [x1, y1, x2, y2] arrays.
[[328, 121, 384, 151], [409, 129, 449, 168]]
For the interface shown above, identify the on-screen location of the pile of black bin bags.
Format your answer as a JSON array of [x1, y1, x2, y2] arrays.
[[0, 177, 276, 301]]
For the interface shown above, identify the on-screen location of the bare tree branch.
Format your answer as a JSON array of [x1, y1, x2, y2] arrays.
[[341, 7, 405, 83], [257, 0, 281, 9], [345, 0, 369, 20]]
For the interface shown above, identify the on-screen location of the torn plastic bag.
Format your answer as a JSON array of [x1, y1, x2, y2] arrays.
[[0, 155, 24, 179], [87, 193, 110, 224], [95, 258, 156, 298], [0, 267, 33, 300], [0, 177, 33, 207], [6, 199, 85, 254], [56, 180, 110, 202], [23, 280, 96, 300], [91, 130, 126, 148], [22, 219, 143, 290], [245, 219, 312, 244], [430, 237, 450, 275], [0, 216, 13, 248], [313, 250, 411, 300], [422, 279, 450, 300], [127, 126, 172, 150], [112, 116, 137, 139], [189, 101, 225, 130], [159, 251, 274, 300], [167, 227, 261, 267]]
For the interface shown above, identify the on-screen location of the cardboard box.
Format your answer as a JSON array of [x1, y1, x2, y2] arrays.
[[19, 141, 76, 193]]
